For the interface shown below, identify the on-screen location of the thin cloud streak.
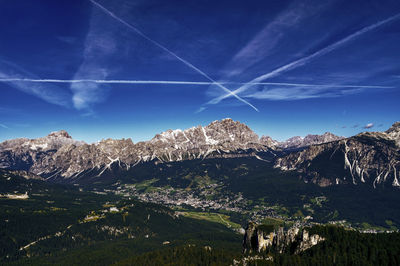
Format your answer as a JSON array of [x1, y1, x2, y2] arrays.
[[0, 123, 9, 129], [0, 78, 392, 89], [244, 86, 364, 101], [204, 12, 400, 107], [223, 0, 332, 78], [0, 60, 71, 108], [89, 0, 259, 112], [70, 4, 118, 110]]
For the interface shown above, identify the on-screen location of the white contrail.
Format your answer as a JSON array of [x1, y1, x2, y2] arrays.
[[205, 12, 400, 106], [0, 78, 392, 89], [0, 78, 213, 85], [89, 0, 258, 112]]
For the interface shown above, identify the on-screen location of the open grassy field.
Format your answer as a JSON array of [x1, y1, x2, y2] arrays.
[[180, 211, 242, 230]]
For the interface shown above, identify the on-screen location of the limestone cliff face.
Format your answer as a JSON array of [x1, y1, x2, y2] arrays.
[[243, 222, 275, 253], [260, 132, 343, 150], [278, 132, 344, 150], [275, 122, 400, 188], [0, 119, 272, 180], [243, 222, 324, 254]]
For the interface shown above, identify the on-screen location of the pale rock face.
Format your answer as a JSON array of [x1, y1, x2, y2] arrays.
[[275, 122, 400, 188], [0, 130, 84, 173], [278, 132, 344, 149], [243, 223, 323, 254], [0, 119, 270, 180], [297, 230, 325, 254], [260, 136, 279, 148], [47, 130, 72, 139], [386, 122, 400, 147]]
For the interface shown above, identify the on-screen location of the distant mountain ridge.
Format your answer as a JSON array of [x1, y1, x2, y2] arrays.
[[0, 118, 396, 189], [277, 132, 344, 150], [0, 119, 267, 179], [275, 122, 400, 188]]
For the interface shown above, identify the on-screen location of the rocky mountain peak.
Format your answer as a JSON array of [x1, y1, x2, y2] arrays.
[[260, 135, 279, 148], [207, 118, 247, 131], [205, 118, 259, 145], [386, 122, 400, 145], [304, 132, 343, 143], [321, 132, 336, 137], [47, 130, 71, 139], [278, 132, 343, 149], [388, 121, 400, 130], [148, 119, 260, 151]]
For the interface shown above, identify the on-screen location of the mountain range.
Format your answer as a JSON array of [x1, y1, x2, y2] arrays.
[[0, 118, 399, 189], [276, 122, 400, 188]]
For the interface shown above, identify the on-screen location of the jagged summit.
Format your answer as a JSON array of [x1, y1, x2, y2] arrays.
[[275, 122, 400, 188], [210, 117, 233, 123], [353, 122, 400, 147], [0, 118, 267, 179], [150, 118, 259, 148], [388, 121, 400, 130], [260, 135, 279, 148], [47, 130, 72, 139], [277, 132, 344, 150], [386, 122, 400, 145]]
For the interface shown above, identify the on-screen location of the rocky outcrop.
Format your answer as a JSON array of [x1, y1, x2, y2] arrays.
[[260, 136, 279, 149], [297, 229, 325, 253], [278, 132, 344, 150], [0, 131, 84, 173], [260, 132, 343, 150], [275, 122, 400, 188], [243, 222, 324, 254], [386, 121, 400, 147]]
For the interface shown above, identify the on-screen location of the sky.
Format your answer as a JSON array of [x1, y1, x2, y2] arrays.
[[0, 0, 399, 143]]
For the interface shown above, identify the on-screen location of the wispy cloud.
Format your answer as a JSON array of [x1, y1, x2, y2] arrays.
[[89, 0, 258, 112], [364, 123, 374, 129], [0, 59, 72, 108], [70, 4, 118, 110], [195, 107, 206, 114], [222, 0, 332, 78], [0, 123, 9, 129], [203, 12, 400, 108], [243, 86, 363, 100]]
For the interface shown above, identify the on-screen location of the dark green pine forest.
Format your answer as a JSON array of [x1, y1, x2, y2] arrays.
[[1, 162, 400, 265]]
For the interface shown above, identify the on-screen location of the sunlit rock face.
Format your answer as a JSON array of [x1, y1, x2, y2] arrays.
[[276, 132, 344, 150], [0, 119, 273, 180], [275, 122, 400, 188], [243, 222, 324, 254]]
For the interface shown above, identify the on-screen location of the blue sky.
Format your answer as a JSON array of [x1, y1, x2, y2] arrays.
[[0, 0, 399, 143]]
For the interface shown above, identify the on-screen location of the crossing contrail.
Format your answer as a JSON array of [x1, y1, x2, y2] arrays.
[[204, 12, 400, 106], [0, 78, 392, 89], [89, 0, 258, 112]]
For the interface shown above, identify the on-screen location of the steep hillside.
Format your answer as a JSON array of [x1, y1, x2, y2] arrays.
[[275, 122, 400, 188]]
